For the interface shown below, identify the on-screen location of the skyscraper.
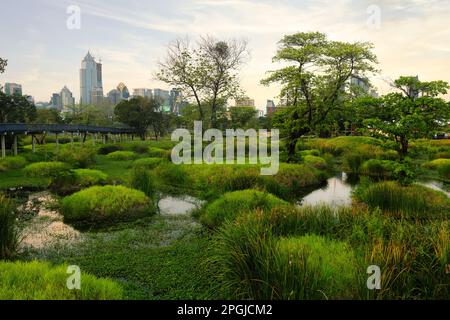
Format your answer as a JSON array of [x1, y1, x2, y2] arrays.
[[117, 82, 130, 100], [133, 88, 152, 98], [234, 96, 255, 108], [107, 89, 122, 106], [4, 83, 22, 96], [80, 51, 103, 105], [266, 100, 277, 115], [51, 93, 62, 110], [60, 86, 75, 110]]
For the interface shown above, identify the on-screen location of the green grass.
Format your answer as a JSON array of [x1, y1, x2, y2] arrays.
[[23, 215, 221, 300], [0, 194, 19, 260], [132, 157, 165, 170], [423, 158, 450, 179], [106, 151, 137, 161], [360, 159, 399, 179], [0, 156, 28, 170], [23, 161, 71, 178], [73, 169, 108, 187], [60, 185, 154, 225], [303, 155, 327, 169], [198, 190, 287, 229], [55, 146, 97, 168], [0, 261, 123, 300], [0, 169, 50, 190], [93, 155, 134, 184], [354, 181, 450, 219]]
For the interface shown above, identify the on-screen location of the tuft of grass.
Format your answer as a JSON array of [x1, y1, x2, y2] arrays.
[[0, 195, 19, 260], [353, 181, 450, 219], [199, 190, 287, 229], [55, 146, 96, 168], [360, 159, 399, 179], [130, 168, 156, 198], [303, 155, 327, 169], [97, 144, 124, 155], [132, 157, 165, 170], [73, 169, 108, 187], [148, 147, 171, 159], [423, 159, 450, 179], [0, 261, 123, 300], [23, 162, 71, 178], [60, 185, 154, 225], [106, 151, 137, 161], [0, 156, 27, 171]]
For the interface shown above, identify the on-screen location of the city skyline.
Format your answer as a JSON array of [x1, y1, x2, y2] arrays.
[[1, 0, 450, 110]]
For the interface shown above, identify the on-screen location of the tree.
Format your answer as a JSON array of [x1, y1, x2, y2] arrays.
[[114, 97, 160, 140], [358, 76, 450, 156], [261, 32, 378, 160], [34, 108, 63, 124], [229, 106, 258, 129], [157, 36, 248, 128], [0, 91, 36, 123], [0, 58, 6, 74]]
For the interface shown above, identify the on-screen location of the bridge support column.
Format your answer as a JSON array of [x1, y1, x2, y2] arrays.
[[13, 135, 18, 156], [32, 135, 36, 153], [93, 134, 97, 146], [1, 135, 5, 158]]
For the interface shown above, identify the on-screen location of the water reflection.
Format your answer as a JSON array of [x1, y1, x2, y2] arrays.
[[298, 172, 358, 208]]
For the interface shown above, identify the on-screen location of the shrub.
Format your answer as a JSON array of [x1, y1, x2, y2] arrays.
[[381, 150, 400, 161], [360, 159, 399, 178], [434, 151, 450, 159], [0, 156, 27, 170], [153, 162, 188, 187], [23, 162, 70, 178], [148, 147, 170, 159], [130, 144, 149, 154], [97, 144, 123, 155], [274, 235, 359, 299], [199, 190, 287, 228], [303, 155, 327, 169], [60, 185, 153, 224], [73, 169, 108, 187], [132, 158, 164, 170], [423, 159, 450, 179], [55, 146, 96, 168], [130, 168, 155, 197], [0, 195, 19, 260], [299, 149, 321, 157], [106, 151, 137, 161], [0, 261, 122, 299], [354, 181, 450, 219]]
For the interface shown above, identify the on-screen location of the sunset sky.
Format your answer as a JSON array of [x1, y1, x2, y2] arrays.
[[1, 0, 449, 110]]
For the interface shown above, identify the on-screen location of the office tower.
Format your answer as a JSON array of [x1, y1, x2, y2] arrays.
[[234, 96, 255, 107], [51, 93, 62, 110], [107, 89, 122, 106], [80, 51, 103, 105], [266, 100, 277, 115], [4, 83, 22, 96], [60, 86, 75, 109], [117, 82, 130, 100], [169, 88, 182, 113], [133, 88, 152, 98]]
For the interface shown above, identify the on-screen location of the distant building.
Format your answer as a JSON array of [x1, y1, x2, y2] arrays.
[[35, 101, 51, 109], [133, 88, 152, 98], [234, 97, 255, 107], [60, 86, 75, 110], [4, 83, 22, 96], [266, 100, 277, 115], [51, 93, 62, 110], [80, 51, 103, 105], [169, 88, 183, 114], [154, 88, 170, 110], [26, 96, 35, 105], [117, 82, 130, 100], [107, 89, 122, 106], [349, 75, 370, 93]]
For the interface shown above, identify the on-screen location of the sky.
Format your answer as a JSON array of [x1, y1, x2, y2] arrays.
[[1, 0, 450, 111]]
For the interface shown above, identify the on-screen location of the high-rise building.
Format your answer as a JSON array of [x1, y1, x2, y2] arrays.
[[234, 97, 255, 107], [349, 75, 370, 93], [169, 88, 182, 114], [60, 86, 75, 110], [266, 100, 277, 115], [107, 89, 122, 106], [80, 51, 103, 105], [4, 83, 22, 96], [153, 89, 171, 111], [133, 88, 152, 98], [51, 93, 62, 110], [117, 82, 130, 100]]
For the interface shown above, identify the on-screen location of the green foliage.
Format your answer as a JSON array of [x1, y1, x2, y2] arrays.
[[199, 190, 287, 228], [97, 144, 123, 155], [130, 168, 156, 197], [303, 155, 327, 169], [360, 159, 399, 179], [229, 106, 258, 129], [0, 156, 27, 170], [56, 146, 96, 168], [354, 181, 450, 219], [106, 151, 137, 161], [0, 261, 122, 300], [0, 90, 36, 123], [0, 195, 19, 260], [423, 159, 450, 179], [73, 169, 108, 187], [23, 162, 70, 178], [60, 186, 153, 224], [148, 147, 171, 159], [132, 158, 165, 170]]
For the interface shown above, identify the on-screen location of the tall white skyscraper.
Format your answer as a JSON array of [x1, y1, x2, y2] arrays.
[[80, 51, 103, 105], [60, 86, 75, 111]]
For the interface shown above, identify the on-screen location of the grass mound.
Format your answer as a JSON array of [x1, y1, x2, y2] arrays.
[[106, 151, 137, 161], [23, 162, 70, 178], [0, 261, 122, 300]]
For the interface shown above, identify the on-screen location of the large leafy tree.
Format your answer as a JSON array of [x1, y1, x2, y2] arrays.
[[358, 76, 450, 156], [114, 97, 161, 140], [0, 92, 36, 123], [157, 36, 248, 128], [229, 106, 258, 129], [261, 32, 378, 160]]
